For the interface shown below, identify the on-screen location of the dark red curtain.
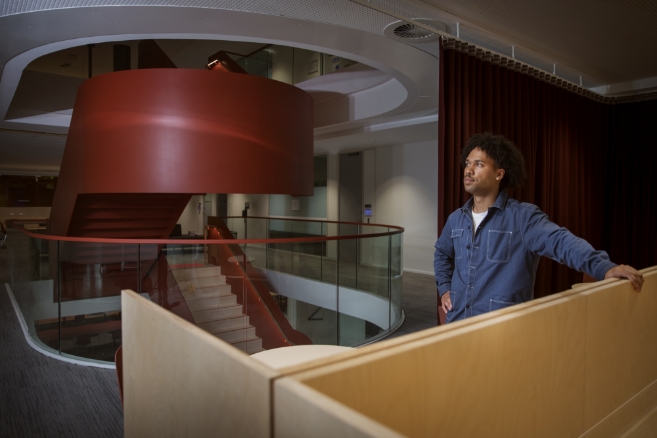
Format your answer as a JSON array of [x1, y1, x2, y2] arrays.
[[438, 42, 656, 298], [603, 99, 657, 270]]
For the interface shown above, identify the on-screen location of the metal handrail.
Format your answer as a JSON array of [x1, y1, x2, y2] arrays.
[[7, 217, 404, 245]]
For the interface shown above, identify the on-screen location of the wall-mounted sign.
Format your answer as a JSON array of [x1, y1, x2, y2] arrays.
[[291, 199, 301, 211]]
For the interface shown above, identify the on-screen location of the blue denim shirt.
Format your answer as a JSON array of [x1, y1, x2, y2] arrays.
[[434, 190, 616, 323]]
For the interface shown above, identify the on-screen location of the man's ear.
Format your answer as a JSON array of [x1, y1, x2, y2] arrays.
[[496, 169, 505, 181]]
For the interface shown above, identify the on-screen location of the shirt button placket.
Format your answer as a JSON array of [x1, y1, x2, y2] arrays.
[[468, 231, 478, 316], [466, 274, 474, 317]]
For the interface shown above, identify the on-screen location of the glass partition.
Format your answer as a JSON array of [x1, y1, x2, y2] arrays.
[[56, 241, 136, 362], [234, 48, 271, 78], [8, 226, 50, 349], [390, 232, 404, 328], [8, 230, 137, 364], [7, 217, 404, 365]]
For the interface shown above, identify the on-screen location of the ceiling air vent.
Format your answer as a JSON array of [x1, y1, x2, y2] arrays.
[[383, 19, 445, 43]]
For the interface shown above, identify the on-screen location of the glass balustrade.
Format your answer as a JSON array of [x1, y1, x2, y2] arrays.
[[6, 217, 404, 366]]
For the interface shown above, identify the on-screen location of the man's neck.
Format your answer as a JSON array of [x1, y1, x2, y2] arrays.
[[472, 191, 499, 213]]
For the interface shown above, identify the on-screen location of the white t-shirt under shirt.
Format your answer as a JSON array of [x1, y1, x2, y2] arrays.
[[472, 208, 488, 230]]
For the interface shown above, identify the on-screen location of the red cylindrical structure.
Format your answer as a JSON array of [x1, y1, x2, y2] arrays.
[[64, 69, 313, 194], [51, 69, 314, 236]]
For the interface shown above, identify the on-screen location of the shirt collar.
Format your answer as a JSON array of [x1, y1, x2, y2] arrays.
[[461, 189, 509, 213]]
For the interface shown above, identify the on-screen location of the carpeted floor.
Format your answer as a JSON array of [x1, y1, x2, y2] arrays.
[[0, 245, 436, 437], [0, 248, 124, 438], [387, 270, 437, 339]]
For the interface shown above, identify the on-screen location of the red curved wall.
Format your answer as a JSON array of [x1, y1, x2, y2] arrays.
[[50, 69, 313, 237]]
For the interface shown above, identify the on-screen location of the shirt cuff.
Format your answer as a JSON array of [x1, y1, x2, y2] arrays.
[[594, 260, 618, 281], [437, 283, 451, 297]]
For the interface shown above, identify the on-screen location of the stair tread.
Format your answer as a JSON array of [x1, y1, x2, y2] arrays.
[[191, 306, 244, 323], [178, 279, 228, 285], [192, 302, 242, 312], [210, 324, 255, 335], [228, 336, 262, 345], [182, 290, 233, 300], [198, 314, 247, 322], [175, 276, 227, 284], [196, 315, 249, 331]]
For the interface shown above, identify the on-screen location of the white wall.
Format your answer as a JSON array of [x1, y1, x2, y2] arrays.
[[374, 140, 438, 275], [293, 48, 322, 84], [217, 140, 437, 275], [271, 45, 293, 84], [177, 195, 205, 236], [326, 152, 340, 258], [227, 193, 269, 217], [226, 193, 269, 239]]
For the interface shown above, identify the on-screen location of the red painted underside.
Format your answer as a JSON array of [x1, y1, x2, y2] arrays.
[[50, 68, 313, 238]]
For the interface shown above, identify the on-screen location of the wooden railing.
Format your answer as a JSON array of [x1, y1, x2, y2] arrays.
[[122, 266, 657, 437]]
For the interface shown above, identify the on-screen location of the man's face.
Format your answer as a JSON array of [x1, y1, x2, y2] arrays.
[[463, 148, 504, 196]]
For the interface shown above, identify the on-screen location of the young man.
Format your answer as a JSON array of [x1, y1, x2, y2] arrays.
[[434, 133, 643, 323]]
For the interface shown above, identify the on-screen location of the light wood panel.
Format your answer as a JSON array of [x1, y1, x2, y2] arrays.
[[624, 403, 657, 437], [583, 266, 657, 436], [581, 380, 657, 438], [279, 283, 590, 376], [275, 378, 404, 438], [280, 268, 657, 438], [122, 289, 280, 438], [283, 293, 589, 437]]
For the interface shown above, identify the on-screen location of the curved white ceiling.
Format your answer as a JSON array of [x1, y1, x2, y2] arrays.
[[0, 1, 440, 173]]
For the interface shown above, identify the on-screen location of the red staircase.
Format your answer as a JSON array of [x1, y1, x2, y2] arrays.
[[206, 220, 312, 349], [65, 193, 191, 238], [44, 40, 313, 354]]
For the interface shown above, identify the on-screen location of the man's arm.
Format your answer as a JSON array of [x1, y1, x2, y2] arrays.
[[521, 205, 644, 292], [434, 216, 456, 313]]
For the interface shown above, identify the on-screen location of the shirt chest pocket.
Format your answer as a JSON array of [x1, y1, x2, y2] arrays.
[[451, 229, 464, 259], [486, 230, 512, 263]]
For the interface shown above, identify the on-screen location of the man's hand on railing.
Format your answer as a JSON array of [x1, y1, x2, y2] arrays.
[[604, 265, 644, 292]]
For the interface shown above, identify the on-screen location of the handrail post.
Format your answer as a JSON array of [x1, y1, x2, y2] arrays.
[[388, 232, 392, 331], [356, 224, 360, 289], [336, 237, 340, 346], [138, 243, 141, 294], [290, 236, 293, 274], [57, 240, 61, 355]]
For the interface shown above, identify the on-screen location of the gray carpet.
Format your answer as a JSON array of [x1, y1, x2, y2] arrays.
[[0, 248, 124, 438], [387, 271, 437, 338], [0, 244, 436, 437]]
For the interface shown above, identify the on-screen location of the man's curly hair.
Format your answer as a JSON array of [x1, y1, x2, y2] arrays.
[[460, 133, 527, 190]]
